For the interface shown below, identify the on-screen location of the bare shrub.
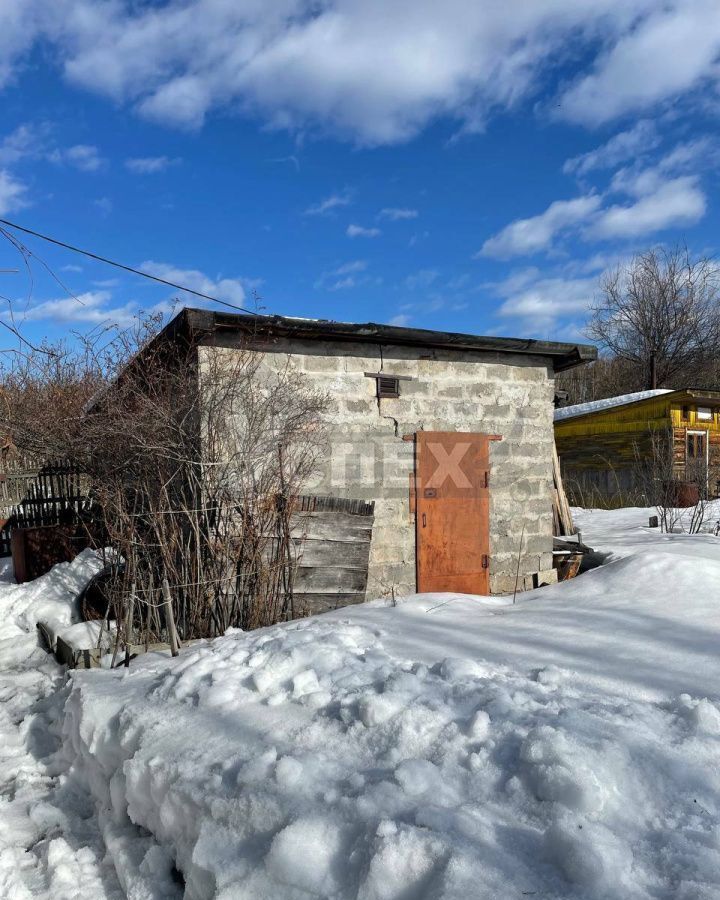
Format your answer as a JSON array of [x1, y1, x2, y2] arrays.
[[0, 321, 329, 652], [632, 426, 708, 534], [0, 317, 163, 460], [81, 333, 329, 649]]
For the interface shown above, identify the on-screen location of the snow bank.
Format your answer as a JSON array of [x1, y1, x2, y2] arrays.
[[61, 507, 720, 899], [0, 549, 126, 899], [1, 548, 106, 649], [2, 510, 719, 898], [554, 388, 674, 421]]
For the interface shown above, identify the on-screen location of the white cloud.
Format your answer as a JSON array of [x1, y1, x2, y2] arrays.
[[304, 190, 353, 216], [589, 176, 706, 240], [139, 261, 246, 307], [404, 269, 439, 290], [49, 143, 105, 172], [482, 134, 712, 258], [379, 207, 418, 220], [0, 3, 718, 147], [0, 123, 51, 166], [125, 155, 179, 174], [561, 251, 631, 277], [388, 314, 411, 326], [315, 259, 368, 291], [334, 260, 367, 276], [94, 197, 113, 216], [0, 4, 42, 90], [0, 1, 700, 144], [0, 169, 27, 215], [563, 121, 659, 177], [24, 291, 140, 327], [21, 260, 252, 326], [0, 125, 110, 175], [137, 76, 211, 130], [559, 0, 720, 126], [486, 267, 597, 336], [408, 230, 430, 247], [609, 139, 714, 197], [497, 276, 594, 320], [479, 195, 601, 259], [347, 224, 381, 238]]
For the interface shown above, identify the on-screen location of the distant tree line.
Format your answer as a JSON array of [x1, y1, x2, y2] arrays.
[[558, 246, 720, 406]]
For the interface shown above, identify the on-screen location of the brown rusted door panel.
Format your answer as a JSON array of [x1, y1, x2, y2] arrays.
[[415, 431, 494, 595]]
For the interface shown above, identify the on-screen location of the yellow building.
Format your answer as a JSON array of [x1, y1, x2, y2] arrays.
[[554, 389, 720, 503]]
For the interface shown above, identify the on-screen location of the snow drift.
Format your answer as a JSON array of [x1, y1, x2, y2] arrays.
[[63, 507, 720, 899], [1, 508, 719, 899]]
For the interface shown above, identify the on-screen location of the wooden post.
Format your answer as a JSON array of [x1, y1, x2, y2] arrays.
[[512, 522, 525, 605], [124, 582, 135, 668], [161, 576, 181, 657]]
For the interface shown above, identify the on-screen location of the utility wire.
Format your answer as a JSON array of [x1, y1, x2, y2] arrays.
[[0, 217, 255, 315]]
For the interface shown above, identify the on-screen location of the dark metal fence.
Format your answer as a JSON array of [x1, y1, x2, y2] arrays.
[[0, 458, 87, 557]]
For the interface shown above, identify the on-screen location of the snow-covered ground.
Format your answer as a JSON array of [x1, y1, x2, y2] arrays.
[[1, 508, 719, 898], [0, 551, 126, 899]]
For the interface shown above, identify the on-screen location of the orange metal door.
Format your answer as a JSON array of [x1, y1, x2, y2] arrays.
[[415, 431, 494, 594]]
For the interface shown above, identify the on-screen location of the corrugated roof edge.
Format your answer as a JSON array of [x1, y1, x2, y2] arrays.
[[168, 307, 597, 372], [554, 389, 675, 422]]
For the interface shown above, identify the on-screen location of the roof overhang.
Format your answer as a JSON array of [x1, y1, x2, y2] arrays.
[[677, 389, 720, 405], [170, 308, 597, 372]]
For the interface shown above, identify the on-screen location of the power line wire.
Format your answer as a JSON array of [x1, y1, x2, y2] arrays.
[[0, 217, 254, 314]]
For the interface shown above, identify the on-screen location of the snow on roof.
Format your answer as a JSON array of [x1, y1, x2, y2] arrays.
[[554, 388, 675, 422]]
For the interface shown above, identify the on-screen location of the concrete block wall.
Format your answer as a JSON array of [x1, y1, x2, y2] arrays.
[[200, 338, 556, 600]]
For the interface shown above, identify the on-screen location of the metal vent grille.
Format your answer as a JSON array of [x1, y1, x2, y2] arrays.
[[376, 376, 400, 399]]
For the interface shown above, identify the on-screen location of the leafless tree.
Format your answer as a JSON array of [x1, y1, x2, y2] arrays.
[[556, 355, 644, 407], [588, 247, 720, 390]]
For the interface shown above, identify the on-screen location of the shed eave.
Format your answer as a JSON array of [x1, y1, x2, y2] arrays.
[[179, 307, 597, 371]]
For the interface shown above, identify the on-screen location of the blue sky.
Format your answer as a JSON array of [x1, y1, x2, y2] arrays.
[[0, 1, 719, 348]]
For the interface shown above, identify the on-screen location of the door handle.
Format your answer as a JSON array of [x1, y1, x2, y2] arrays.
[[422, 513, 427, 528], [482, 554, 488, 568]]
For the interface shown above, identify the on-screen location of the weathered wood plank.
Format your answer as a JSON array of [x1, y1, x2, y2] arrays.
[[294, 566, 369, 594], [293, 538, 372, 568], [294, 593, 367, 615], [552, 440, 574, 536], [290, 513, 373, 543]]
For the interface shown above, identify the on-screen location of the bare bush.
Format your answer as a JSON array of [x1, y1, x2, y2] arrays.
[[0, 317, 163, 460], [0, 321, 329, 653], [82, 333, 328, 651], [632, 426, 708, 534]]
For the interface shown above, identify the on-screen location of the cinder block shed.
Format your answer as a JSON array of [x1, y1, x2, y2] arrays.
[[159, 308, 595, 610]]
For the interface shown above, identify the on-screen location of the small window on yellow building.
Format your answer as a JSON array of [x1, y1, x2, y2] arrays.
[[681, 405, 689, 420], [697, 406, 712, 421]]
